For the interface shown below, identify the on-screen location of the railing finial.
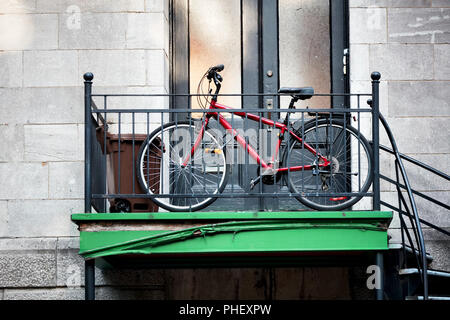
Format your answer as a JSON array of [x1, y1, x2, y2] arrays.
[[371, 71, 381, 81], [84, 72, 94, 82]]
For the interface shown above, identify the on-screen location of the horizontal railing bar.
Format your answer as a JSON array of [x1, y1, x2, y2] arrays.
[[380, 201, 450, 236], [380, 174, 450, 211], [380, 145, 450, 181], [92, 192, 373, 199], [90, 99, 106, 126], [91, 108, 373, 114], [91, 93, 372, 97]]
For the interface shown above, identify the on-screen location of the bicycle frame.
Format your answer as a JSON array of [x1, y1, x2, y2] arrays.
[[182, 100, 331, 173]]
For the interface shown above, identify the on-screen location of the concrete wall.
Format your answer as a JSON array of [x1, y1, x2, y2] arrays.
[[0, 0, 448, 300], [349, 0, 450, 270]]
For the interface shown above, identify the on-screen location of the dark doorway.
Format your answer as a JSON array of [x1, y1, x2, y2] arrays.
[[170, 0, 349, 211]]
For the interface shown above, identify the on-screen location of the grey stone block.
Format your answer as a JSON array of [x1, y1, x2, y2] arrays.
[[435, 44, 450, 80], [0, 253, 57, 288], [145, 0, 164, 12], [432, 0, 450, 7], [126, 13, 165, 49], [425, 240, 450, 270], [4, 288, 84, 300], [388, 81, 450, 116], [55, 237, 166, 289], [59, 13, 127, 49], [387, 118, 449, 153], [389, 0, 432, 7], [389, 230, 449, 270], [413, 192, 450, 227], [24, 124, 82, 161], [0, 238, 57, 250], [36, 0, 145, 13], [403, 155, 450, 191], [96, 268, 165, 287], [0, 162, 48, 200], [7, 200, 82, 237], [0, 238, 57, 288], [350, 45, 370, 81], [349, 80, 389, 115], [0, 14, 58, 50], [0, 0, 36, 13], [90, 86, 168, 113], [0, 87, 84, 125], [402, 153, 450, 180], [388, 8, 450, 43], [146, 0, 169, 18], [422, 227, 450, 241], [382, 190, 447, 230], [3, 286, 165, 300], [369, 44, 434, 80], [78, 50, 146, 86], [90, 0, 145, 12], [0, 51, 22, 87], [146, 50, 166, 86], [0, 201, 7, 237], [23, 51, 78, 87], [350, 0, 432, 7], [49, 162, 84, 199], [0, 124, 24, 162], [56, 238, 84, 287], [350, 0, 390, 7], [350, 8, 387, 43]]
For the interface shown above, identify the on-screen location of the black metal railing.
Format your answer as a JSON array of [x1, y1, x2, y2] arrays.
[[82, 71, 449, 300], [375, 105, 450, 300], [83, 72, 381, 215]]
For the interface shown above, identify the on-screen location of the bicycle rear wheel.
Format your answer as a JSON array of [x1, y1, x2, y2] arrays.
[[283, 119, 373, 210], [136, 121, 229, 212]]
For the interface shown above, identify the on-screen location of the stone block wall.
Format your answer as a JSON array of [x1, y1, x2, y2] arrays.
[[349, 0, 450, 270], [0, 0, 170, 299]]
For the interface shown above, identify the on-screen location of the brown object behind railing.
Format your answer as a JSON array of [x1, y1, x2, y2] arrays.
[[96, 126, 160, 212]]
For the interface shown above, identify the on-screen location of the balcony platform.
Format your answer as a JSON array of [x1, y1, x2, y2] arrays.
[[71, 211, 392, 269]]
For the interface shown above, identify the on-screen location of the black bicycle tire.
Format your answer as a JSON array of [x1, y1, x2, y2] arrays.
[[282, 118, 373, 211], [136, 120, 230, 212]]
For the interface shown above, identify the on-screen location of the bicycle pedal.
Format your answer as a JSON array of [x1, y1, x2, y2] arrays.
[[204, 148, 222, 154], [250, 176, 261, 190]]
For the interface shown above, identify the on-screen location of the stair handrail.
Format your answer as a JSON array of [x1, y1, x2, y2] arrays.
[[367, 98, 429, 300], [379, 145, 450, 182]]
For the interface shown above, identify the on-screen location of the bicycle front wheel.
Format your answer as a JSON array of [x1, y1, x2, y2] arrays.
[[136, 121, 229, 212], [283, 119, 373, 210]]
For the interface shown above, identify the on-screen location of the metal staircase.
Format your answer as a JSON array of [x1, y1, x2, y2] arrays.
[[75, 72, 449, 300], [370, 99, 450, 300]]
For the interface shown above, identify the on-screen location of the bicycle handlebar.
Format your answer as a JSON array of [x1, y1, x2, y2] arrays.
[[207, 64, 224, 80], [211, 64, 224, 72]]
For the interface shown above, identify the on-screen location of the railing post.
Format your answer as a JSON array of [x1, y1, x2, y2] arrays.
[[85, 259, 95, 300], [84, 72, 94, 213], [371, 72, 381, 211], [376, 251, 384, 300]]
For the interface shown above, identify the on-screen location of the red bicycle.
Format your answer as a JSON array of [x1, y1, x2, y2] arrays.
[[137, 65, 373, 211]]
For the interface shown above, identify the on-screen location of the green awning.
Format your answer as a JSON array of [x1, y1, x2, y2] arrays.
[[72, 211, 392, 261]]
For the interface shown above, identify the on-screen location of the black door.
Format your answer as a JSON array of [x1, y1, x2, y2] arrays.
[[170, 0, 349, 211]]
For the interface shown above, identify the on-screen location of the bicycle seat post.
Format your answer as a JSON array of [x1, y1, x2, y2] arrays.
[[283, 96, 299, 125]]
